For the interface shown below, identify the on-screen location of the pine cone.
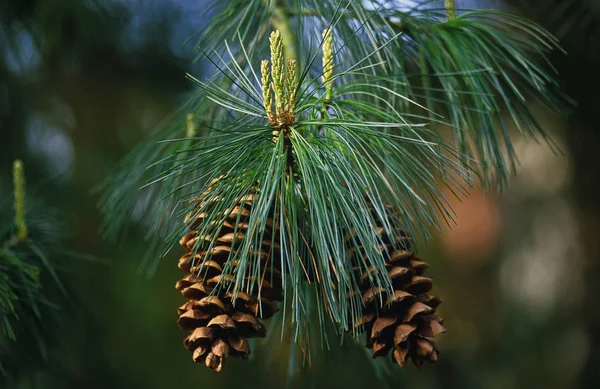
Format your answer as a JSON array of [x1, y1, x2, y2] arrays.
[[348, 207, 445, 369], [175, 193, 281, 372]]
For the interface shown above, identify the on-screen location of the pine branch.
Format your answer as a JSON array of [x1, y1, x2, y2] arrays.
[[117, 28, 472, 340], [0, 160, 85, 383], [99, 0, 570, 360]]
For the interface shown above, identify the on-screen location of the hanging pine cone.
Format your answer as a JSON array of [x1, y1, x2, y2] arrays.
[[175, 192, 282, 372], [348, 206, 445, 370]]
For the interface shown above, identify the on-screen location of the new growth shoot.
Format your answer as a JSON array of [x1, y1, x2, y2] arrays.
[[262, 30, 297, 129], [13, 159, 28, 243], [322, 29, 334, 105]]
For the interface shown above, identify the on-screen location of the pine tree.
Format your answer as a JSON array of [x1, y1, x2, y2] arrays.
[[99, 0, 569, 374]]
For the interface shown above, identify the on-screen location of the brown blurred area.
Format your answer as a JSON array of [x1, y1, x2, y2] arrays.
[[2, 1, 600, 388]]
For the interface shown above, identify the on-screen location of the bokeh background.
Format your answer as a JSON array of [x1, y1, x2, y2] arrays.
[[1, 1, 599, 388]]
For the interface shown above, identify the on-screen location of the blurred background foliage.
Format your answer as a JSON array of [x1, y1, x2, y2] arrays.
[[1, 0, 599, 388]]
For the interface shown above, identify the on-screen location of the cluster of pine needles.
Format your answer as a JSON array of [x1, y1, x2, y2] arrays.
[[98, 0, 571, 360]]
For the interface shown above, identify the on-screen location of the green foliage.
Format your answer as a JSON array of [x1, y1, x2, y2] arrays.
[[0, 163, 69, 383], [405, 10, 570, 188], [99, 0, 569, 348]]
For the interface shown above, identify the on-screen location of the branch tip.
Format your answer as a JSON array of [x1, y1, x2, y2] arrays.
[[13, 159, 28, 242], [322, 29, 334, 103]]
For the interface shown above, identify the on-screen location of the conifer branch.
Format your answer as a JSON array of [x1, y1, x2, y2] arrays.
[[1, 159, 82, 381], [98, 1, 570, 366]]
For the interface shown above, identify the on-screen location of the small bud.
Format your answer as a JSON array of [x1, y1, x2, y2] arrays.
[[186, 113, 196, 138]]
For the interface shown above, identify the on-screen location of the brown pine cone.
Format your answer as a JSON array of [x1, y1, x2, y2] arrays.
[[348, 208, 445, 369], [175, 191, 281, 372]]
